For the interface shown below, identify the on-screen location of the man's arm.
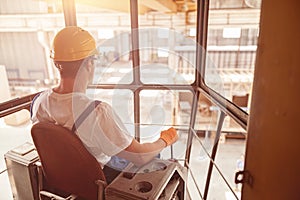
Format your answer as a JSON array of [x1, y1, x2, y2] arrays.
[[116, 138, 166, 166], [116, 127, 178, 166]]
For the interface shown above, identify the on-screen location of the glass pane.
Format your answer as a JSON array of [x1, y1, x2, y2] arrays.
[[188, 94, 247, 199], [0, 0, 65, 103], [207, 165, 241, 200], [212, 134, 246, 199], [188, 122, 246, 199], [195, 93, 220, 133], [198, 114, 247, 200], [76, 2, 132, 84], [87, 88, 134, 126], [188, 131, 211, 197], [138, 5, 197, 84], [140, 90, 173, 126], [92, 32, 133, 84], [140, 90, 194, 128], [204, 2, 261, 112]]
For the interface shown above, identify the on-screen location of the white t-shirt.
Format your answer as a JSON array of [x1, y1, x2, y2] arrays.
[[31, 89, 133, 167]]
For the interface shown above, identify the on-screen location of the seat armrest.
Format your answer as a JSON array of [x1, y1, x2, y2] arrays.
[[35, 161, 77, 200], [95, 180, 107, 200], [34, 161, 44, 194], [40, 191, 77, 200]]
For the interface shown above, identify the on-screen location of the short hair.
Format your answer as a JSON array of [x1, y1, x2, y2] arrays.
[[54, 59, 84, 78]]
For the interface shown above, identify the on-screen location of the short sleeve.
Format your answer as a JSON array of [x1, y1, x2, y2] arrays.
[[92, 102, 133, 156]]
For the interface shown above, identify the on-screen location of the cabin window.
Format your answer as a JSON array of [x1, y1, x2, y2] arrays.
[[0, 0, 261, 199]]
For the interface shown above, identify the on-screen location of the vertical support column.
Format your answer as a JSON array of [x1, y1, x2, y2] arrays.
[[62, 0, 77, 27], [243, 1, 300, 199], [185, 0, 210, 169], [130, 0, 141, 141]]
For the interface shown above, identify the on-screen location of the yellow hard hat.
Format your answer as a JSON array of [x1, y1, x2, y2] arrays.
[[50, 26, 98, 62]]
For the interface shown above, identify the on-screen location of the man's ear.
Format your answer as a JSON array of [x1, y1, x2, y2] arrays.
[[85, 59, 94, 72]]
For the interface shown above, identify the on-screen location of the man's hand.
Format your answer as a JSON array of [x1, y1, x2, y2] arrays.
[[160, 127, 178, 146]]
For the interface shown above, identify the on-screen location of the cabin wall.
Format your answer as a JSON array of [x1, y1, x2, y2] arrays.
[[243, 0, 300, 199]]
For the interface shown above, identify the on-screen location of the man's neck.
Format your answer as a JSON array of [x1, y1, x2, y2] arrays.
[[53, 78, 87, 94]]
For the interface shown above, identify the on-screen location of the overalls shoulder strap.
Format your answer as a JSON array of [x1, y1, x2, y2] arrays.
[[30, 93, 41, 117], [71, 100, 101, 133]]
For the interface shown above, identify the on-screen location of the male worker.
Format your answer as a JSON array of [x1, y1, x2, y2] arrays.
[[31, 26, 178, 183]]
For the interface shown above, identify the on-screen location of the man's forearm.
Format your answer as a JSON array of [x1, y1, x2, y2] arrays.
[[116, 138, 166, 166]]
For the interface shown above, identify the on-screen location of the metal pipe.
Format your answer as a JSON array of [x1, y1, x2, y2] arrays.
[[199, 86, 248, 130], [203, 111, 226, 199], [184, 89, 199, 167]]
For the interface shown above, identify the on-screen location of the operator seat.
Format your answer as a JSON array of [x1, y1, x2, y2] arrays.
[[31, 122, 107, 200]]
